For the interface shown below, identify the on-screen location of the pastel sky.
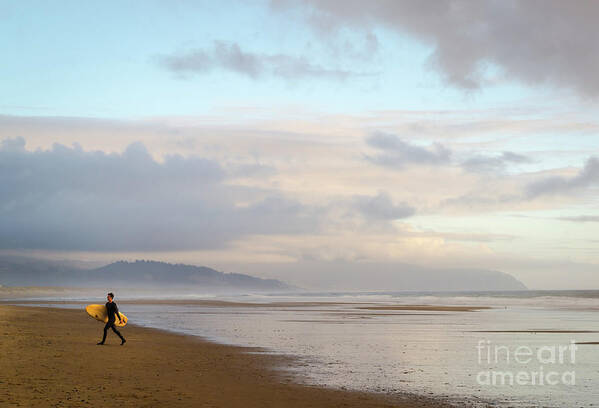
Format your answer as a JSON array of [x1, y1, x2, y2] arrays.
[[1, 0, 598, 289]]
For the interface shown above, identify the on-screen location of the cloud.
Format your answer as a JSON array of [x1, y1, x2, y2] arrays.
[[508, 213, 599, 223], [365, 132, 451, 168], [440, 192, 521, 212], [2, 113, 592, 223], [365, 133, 533, 176], [526, 157, 599, 197], [0, 138, 321, 251], [461, 151, 533, 173], [158, 41, 357, 81], [441, 157, 599, 209], [0, 135, 27, 152], [352, 191, 415, 220], [272, 0, 599, 96], [556, 215, 599, 223], [0, 138, 420, 252]]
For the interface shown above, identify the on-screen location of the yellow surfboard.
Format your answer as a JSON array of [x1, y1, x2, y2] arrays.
[[85, 304, 128, 327]]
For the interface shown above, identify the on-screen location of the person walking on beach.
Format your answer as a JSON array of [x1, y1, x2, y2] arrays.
[[97, 292, 126, 345]]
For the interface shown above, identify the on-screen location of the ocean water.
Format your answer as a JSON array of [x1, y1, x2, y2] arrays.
[[16, 291, 599, 407]]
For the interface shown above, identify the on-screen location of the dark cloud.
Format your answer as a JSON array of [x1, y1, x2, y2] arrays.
[[0, 138, 320, 251], [273, 0, 599, 96], [461, 151, 533, 173], [159, 41, 356, 81], [352, 191, 415, 220], [365, 132, 451, 168], [526, 157, 599, 197]]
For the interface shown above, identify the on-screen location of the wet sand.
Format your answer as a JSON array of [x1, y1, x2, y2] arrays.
[[470, 330, 599, 333], [0, 305, 453, 407], [1, 298, 491, 312], [357, 305, 490, 312]]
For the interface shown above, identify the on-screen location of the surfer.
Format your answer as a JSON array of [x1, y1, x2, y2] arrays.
[[97, 292, 126, 346]]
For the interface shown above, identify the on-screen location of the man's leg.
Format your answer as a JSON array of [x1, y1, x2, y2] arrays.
[[97, 323, 109, 345], [111, 324, 126, 345]]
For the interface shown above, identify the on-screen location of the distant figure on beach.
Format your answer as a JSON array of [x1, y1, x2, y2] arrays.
[[97, 292, 126, 346]]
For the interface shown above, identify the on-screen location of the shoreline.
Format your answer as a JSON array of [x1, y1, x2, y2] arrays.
[[0, 305, 457, 407]]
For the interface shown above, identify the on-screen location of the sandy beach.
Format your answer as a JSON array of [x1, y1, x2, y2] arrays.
[[0, 305, 453, 407]]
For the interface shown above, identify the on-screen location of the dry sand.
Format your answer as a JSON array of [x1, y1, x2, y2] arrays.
[[0, 305, 454, 408]]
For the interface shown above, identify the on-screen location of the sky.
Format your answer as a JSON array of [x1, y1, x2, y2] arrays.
[[1, 0, 598, 289]]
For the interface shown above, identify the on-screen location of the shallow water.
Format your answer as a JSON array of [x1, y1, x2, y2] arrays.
[[17, 291, 599, 407]]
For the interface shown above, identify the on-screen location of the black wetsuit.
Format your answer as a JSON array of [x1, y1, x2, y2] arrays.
[[100, 301, 125, 344]]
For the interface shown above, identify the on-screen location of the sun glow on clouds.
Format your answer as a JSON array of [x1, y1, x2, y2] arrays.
[[1, 107, 598, 289]]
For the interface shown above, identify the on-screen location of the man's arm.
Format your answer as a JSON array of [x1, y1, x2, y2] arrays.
[[115, 303, 123, 323]]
